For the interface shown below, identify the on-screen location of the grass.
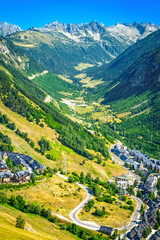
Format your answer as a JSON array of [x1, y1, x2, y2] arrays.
[[74, 73, 104, 88], [80, 77, 104, 88], [58, 75, 73, 83], [117, 112, 131, 118], [78, 196, 137, 228], [0, 204, 79, 240], [10, 31, 56, 48], [74, 63, 94, 71], [7, 174, 87, 219]]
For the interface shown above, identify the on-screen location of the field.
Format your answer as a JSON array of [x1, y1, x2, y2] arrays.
[[7, 174, 87, 219], [74, 63, 94, 71], [0, 204, 79, 240], [74, 73, 104, 88], [58, 75, 73, 83], [117, 112, 131, 118], [78, 196, 137, 228]]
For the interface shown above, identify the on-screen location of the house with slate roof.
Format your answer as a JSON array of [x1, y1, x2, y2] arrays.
[[12, 170, 31, 182], [0, 161, 8, 172], [0, 151, 46, 184], [0, 171, 13, 183], [99, 226, 114, 236]]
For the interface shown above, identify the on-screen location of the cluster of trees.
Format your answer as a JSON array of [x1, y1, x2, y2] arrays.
[[0, 131, 13, 152], [0, 112, 16, 130], [84, 200, 95, 212], [7, 194, 52, 219], [157, 178, 160, 192], [58, 124, 110, 160], [135, 169, 147, 183], [120, 204, 134, 212], [68, 172, 119, 204], [96, 194, 115, 204], [155, 210, 160, 230], [6, 158, 23, 173], [62, 223, 110, 240], [0, 113, 9, 124], [94, 206, 107, 217], [38, 137, 51, 154], [6, 122, 16, 130], [16, 215, 25, 229], [114, 95, 160, 159], [137, 189, 143, 199]]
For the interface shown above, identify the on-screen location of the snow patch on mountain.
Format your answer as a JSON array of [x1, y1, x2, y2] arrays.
[[59, 31, 81, 42], [87, 30, 101, 41]]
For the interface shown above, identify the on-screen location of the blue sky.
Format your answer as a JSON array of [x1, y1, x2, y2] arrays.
[[0, 0, 160, 29]]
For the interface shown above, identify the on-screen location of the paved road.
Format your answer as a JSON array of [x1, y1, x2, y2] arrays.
[[56, 173, 100, 231], [56, 171, 142, 232], [117, 195, 142, 231]]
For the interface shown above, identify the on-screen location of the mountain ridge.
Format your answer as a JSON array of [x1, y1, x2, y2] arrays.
[[6, 20, 160, 77], [0, 21, 22, 37]]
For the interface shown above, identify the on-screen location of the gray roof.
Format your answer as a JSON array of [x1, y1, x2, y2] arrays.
[[0, 161, 8, 170], [0, 170, 13, 178], [15, 170, 30, 178], [0, 152, 2, 161], [100, 226, 113, 232], [4, 152, 45, 171]]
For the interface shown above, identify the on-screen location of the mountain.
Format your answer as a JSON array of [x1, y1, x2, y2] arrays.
[[87, 29, 160, 100], [0, 21, 22, 37], [107, 22, 160, 45], [7, 20, 160, 77], [85, 30, 160, 158]]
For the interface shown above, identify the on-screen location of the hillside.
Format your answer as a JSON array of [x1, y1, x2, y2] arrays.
[[0, 204, 79, 240], [86, 29, 160, 88], [84, 30, 160, 158]]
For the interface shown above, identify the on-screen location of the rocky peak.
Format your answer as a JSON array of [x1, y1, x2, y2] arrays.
[[107, 22, 160, 43], [0, 21, 22, 37], [82, 20, 106, 33]]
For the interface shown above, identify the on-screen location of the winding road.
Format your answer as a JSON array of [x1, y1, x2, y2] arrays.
[[55, 170, 142, 232], [56, 173, 100, 231]]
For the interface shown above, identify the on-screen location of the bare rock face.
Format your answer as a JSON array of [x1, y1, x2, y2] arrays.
[[107, 22, 160, 44], [0, 22, 22, 37]]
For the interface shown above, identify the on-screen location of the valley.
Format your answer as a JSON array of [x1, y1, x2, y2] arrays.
[[0, 17, 159, 240]]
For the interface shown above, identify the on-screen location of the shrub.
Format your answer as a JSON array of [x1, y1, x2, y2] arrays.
[[15, 215, 25, 229], [6, 122, 16, 130], [0, 192, 7, 203], [121, 195, 127, 201]]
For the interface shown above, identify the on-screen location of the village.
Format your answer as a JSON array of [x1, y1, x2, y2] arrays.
[[112, 143, 160, 197], [111, 143, 160, 239], [0, 151, 45, 183]]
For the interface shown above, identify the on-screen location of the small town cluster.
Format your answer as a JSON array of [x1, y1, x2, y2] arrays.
[[0, 151, 45, 183], [112, 143, 160, 239], [112, 144, 160, 197]]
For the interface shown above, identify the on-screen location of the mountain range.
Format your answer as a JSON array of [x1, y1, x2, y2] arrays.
[[1, 20, 159, 77]]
